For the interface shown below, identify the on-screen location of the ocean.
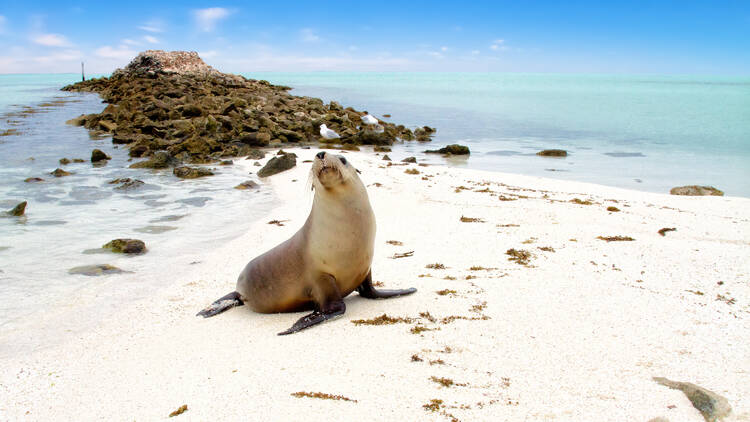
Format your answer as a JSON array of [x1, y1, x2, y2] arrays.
[[0, 71, 747, 353]]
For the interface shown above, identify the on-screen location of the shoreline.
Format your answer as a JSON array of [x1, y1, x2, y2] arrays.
[[1, 147, 748, 420]]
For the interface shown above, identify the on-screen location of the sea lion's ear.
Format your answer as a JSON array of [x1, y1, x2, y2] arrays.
[[356, 168, 361, 174]]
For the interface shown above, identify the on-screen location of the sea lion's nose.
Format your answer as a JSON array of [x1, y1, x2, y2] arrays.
[[316, 151, 326, 160]]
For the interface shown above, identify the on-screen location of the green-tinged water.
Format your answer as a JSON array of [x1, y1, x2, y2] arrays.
[[249, 72, 750, 196]]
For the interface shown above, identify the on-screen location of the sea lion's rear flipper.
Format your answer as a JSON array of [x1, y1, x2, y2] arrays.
[[196, 291, 244, 318], [357, 271, 417, 299]]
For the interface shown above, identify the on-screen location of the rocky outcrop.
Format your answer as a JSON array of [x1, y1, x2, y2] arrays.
[[91, 149, 111, 162], [50, 168, 71, 177], [108, 178, 144, 191], [258, 152, 296, 177], [425, 144, 470, 155], [234, 180, 260, 190], [669, 186, 724, 196], [173, 166, 214, 179], [62, 51, 430, 165], [129, 151, 179, 169], [537, 149, 567, 157], [68, 264, 125, 276], [102, 238, 147, 254], [6, 201, 27, 216]]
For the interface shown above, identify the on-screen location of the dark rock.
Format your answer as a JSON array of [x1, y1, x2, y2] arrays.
[[382, 155, 392, 161], [669, 186, 724, 196], [173, 166, 214, 179], [234, 180, 260, 190], [653, 377, 732, 422], [50, 168, 71, 177], [374, 146, 391, 152], [246, 149, 265, 160], [402, 157, 417, 163], [91, 149, 111, 162], [24, 177, 44, 183], [7, 201, 27, 216], [253, 162, 261, 166], [59, 158, 71, 165], [220, 160, 233, 165], [66, 115, 87, 126], [424, 144, 470, 155], [102, 238, 146, 254], [68, 264, 125, 276], [537, 149, 567, 157], [258, 154, 296, 177], [130, 151, 179, 169], [109, 178, 145, 191], [72, 158, 85, 163], [239, 132, 271, 146]]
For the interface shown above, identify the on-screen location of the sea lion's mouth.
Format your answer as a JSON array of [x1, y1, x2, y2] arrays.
[[317, 165, 342, 187]]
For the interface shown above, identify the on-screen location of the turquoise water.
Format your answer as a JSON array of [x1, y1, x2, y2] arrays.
[[250, 72, 750, 196]]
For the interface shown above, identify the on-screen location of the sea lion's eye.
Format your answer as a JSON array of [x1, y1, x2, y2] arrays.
[[339, 157, 347, 165]]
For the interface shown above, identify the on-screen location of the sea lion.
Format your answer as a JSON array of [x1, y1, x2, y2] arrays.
[[197, 151, 416, 335]]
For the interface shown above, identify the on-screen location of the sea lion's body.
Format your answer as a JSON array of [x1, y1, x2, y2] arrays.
[[198, 151, 415, 334]]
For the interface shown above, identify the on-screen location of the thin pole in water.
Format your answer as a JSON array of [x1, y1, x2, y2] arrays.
[[81, 62, 85, 82]]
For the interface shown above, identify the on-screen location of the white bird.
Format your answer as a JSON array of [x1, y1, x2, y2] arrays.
[[361, 114, 378, 125], [319, 124, 340, 140]]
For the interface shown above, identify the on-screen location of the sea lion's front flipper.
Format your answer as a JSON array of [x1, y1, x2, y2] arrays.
[[357, 271, 417, 299], [196, 291, 244, 318], [278, 274, 345, 335]]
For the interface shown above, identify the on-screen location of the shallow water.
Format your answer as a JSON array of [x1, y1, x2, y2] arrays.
[[251, 72, 750, 197], [0, 75, 276, 338]]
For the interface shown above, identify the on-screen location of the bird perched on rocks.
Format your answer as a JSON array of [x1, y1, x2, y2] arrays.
[[319, 124, 340, 140], [361, 114, 378, 125]]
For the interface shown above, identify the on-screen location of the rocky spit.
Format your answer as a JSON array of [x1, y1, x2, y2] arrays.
[[62, 50, 433, 166]]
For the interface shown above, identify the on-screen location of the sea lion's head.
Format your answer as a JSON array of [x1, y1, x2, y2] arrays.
[[311, 151, 360, 191]]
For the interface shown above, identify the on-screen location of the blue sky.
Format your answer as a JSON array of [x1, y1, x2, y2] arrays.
[[0, 1, 748, 74]]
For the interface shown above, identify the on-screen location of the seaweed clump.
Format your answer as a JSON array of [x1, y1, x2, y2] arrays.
[[351, 314, 415, 325], [597, 235, 635, 242], [169, 404, 188, 417], [506, 248, 532, 265], [291, 392, 357, 403]]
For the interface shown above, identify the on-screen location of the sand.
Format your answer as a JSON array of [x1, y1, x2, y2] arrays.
[[1, 147, 748, 421]]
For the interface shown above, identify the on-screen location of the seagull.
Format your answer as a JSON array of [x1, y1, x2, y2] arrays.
[[319, 124, 340, 140], [361, 114, 378, 125]]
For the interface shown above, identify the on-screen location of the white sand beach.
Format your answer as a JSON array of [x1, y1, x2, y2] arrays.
[[1, 147, 748, 421]]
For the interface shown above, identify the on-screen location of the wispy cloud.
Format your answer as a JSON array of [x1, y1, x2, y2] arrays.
[[95, 45, 137, 60], [193, 8, 231, 32], [441, 46, 448, 52], [32, 33, 73, 47], [490, 39, 508, 51], [143, 35, 159, 44], [300, 28, 320, 43], [122, 38, 141, 46], [138, 19, 165, 33], [428, 51, 444, 59], [33, 49, 82, 63], [198, 50, 218, 59]]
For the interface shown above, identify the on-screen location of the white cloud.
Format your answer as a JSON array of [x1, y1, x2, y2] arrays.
[[193, 8, 230, 32], [198, 50, 218, 59], [428, 51, 443, 59], [33, 49, 82, 63], [143, 35, 159, 44], [95, 45, 137, 60], [32, 33, 72, 47], [122, 38, 141, 46], [490, 39, 508, 51], [494, 39, 505, 44], [441, 46, 448, 52], [139, 19, 165, 33], [300, 28, 320, 42]]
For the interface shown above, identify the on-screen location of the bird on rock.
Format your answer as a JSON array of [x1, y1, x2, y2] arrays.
[[319, 124, 340, 140]]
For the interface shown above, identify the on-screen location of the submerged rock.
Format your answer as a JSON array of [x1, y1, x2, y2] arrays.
[[102, 238, 146, 254], [91, 149, 111, 162], [24, 177, 44, 183], [129, 151, 179, 169], [235, 180, 260, 190], [669, 185, 724, 196], [257, 154, 296, 177], [424, 144, 470, 155], [6, 201, 27, 216], [108, 178, 145, 191], [402, 157, 417, 163], [68, 264, 125, 276], [50, 168, 71, 177], [382, 154, 392, 161], [173, 166, 214, 179], [537, 149, 567, 157], [59, 158, 71, 165]]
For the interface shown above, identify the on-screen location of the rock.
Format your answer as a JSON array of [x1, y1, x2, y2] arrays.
[[424, 144, 470, 155], [130, 151, 179, 169], [59, 158, 71, 165], [99, 120, 117, 132], [24, 177, 44, 183], [68, 264, 125, 276], [374, 146, 391, 152], [91, 149, 111, 162], [382, 154, 392, 161], [66, 115, 87, 126], [653, 377, 732, 422], [102, 238, 147, 254], [50, 168, 71, 177], [7, 201, 27, 216], [234, 180, 260, 190], [537, 149, 567, 157], [253, 162, 261, 166], [246, 149, 266, 160], [173, 166, 214, 179], [257, 154, 296, 177], [73, 158, 85, 163], [669, 186, 724, 196], [402, 157, 417, 163], [220, 160, 233, 165], [414, 126, 436, 142], [109, 178, 145, 191]]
